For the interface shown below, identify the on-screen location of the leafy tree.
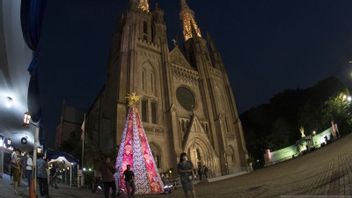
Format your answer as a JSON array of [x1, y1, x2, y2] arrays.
[[59, 129, 82, 160], [241, 76, 350, 167], [322, 93, 352, 136]]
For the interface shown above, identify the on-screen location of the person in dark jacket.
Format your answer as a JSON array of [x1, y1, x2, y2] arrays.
[[37, 154, 49, 198], [177, 152, 196, 198], [123, 165, 135, 198]]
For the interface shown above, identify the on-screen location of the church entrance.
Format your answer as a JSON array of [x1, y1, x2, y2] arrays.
[[188, 143, 204, 168], [182, 116, 221, 176]]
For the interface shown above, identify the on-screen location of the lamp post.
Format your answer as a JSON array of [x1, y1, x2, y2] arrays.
[[24, 112, 40, 195]]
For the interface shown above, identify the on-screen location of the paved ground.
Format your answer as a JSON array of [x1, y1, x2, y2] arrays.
[[2, 134, 352, 198]]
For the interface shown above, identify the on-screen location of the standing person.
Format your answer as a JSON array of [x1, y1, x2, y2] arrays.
[[10, 149, 18, 184], [11, 149, 21, 195], [50, 163, 58, 189], [37, 154, 49, 198], [123, 165, 135, 198], [19, 152, 27, 186], [25, 153, 33, 188], [197, 165, 202, 181], [203, 165, 208, 179], [99, 157, 116, 198], [177, 152, 196, 198]]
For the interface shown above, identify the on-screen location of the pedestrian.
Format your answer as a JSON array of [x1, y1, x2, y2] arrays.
[[19, 152, 27, 186], [123, 164, 135, 198], [114, 167, 120, 196], [177, 152, 196, 198], [197, 165, 203, 180], [11, 149, 21, 195], [10, 149, 17, 184], [203, 165, 208, 179], [99, 157, 116, 198], [50, 163, 58, 189], [25, 152, 33, 188], [37, 153, 49, 198]]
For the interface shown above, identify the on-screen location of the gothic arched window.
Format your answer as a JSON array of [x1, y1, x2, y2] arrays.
[[143, 21, 148, 34], [141, 99, 148, 122], [142, 69, 146, 90], [150, 72, 154, 94], [151, 101, 157, 124]]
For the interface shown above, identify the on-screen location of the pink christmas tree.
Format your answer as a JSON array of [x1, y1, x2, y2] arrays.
[[115, 93, 164, 194]]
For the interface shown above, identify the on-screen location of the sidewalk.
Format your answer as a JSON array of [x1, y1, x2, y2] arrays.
[[0, 174, 28, 198]]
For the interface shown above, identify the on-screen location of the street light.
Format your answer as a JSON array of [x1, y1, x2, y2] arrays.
[[24, 112, 31, 126], [23, 112, 40, 196]]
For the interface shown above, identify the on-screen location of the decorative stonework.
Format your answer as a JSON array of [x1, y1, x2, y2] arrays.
[[137, 38, 161, 53], [209, 66, 223, 79], [169, 46, 193, 69], [171, 64, 199, 84]]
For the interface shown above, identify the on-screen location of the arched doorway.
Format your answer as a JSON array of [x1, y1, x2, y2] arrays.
[[182, 115, 221, 176], [188, 143, 204, 168], [185, 137, 218, 175]]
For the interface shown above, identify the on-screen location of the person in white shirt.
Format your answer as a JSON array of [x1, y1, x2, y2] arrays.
[[26, 153, 33, 187]]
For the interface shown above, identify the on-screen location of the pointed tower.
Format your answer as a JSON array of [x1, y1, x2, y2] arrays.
[[177, 0, 249, 175], [179, 0, 202, 41], [138, 0, 150, 12]]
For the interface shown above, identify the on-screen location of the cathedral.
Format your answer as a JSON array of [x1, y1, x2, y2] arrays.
[[86, 0, 249, 176]]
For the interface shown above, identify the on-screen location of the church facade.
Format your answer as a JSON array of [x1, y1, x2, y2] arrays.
[[86, 0, 248, 176]]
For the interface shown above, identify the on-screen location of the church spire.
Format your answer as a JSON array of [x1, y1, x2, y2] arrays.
[[179, 0, 202, 41], [138, 0, 150, 12]]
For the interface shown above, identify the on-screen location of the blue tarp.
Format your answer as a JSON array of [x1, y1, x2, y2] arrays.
[[20, 0, 47, 122]]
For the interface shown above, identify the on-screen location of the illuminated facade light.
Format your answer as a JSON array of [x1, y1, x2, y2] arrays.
[[83, 168, 87, 172], [23, 112, 31, 125], [138, 0, 149, 12], [348, 96, 352, 102], [0, 136, 4, 147], [180, 0, 202, 41]]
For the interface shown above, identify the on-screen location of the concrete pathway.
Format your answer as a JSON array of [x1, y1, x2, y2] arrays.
[[2, 134, 352, 197], [0, 174, 28, 198]]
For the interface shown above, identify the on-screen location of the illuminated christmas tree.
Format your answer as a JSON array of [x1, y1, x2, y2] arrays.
[[115, 93, 164, 194]]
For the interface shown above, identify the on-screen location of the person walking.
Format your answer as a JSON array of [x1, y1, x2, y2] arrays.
[[99, 157, 116, 198], [49, 163, 58, 189], [25, 153, 33, 188], [11, 149, 21, 195], [123, 165, 135, 198], [177, 152, 196, 198], [37, 154, 49, 198]]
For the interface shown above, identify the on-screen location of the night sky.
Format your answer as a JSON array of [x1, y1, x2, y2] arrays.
[[37, 0, 352, 147]]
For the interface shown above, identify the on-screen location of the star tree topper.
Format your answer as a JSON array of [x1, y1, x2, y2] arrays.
[[126, 92, 141, 106]]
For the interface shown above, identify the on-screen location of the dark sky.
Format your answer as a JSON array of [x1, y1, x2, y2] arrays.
[[37, 0, 352, 147]]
